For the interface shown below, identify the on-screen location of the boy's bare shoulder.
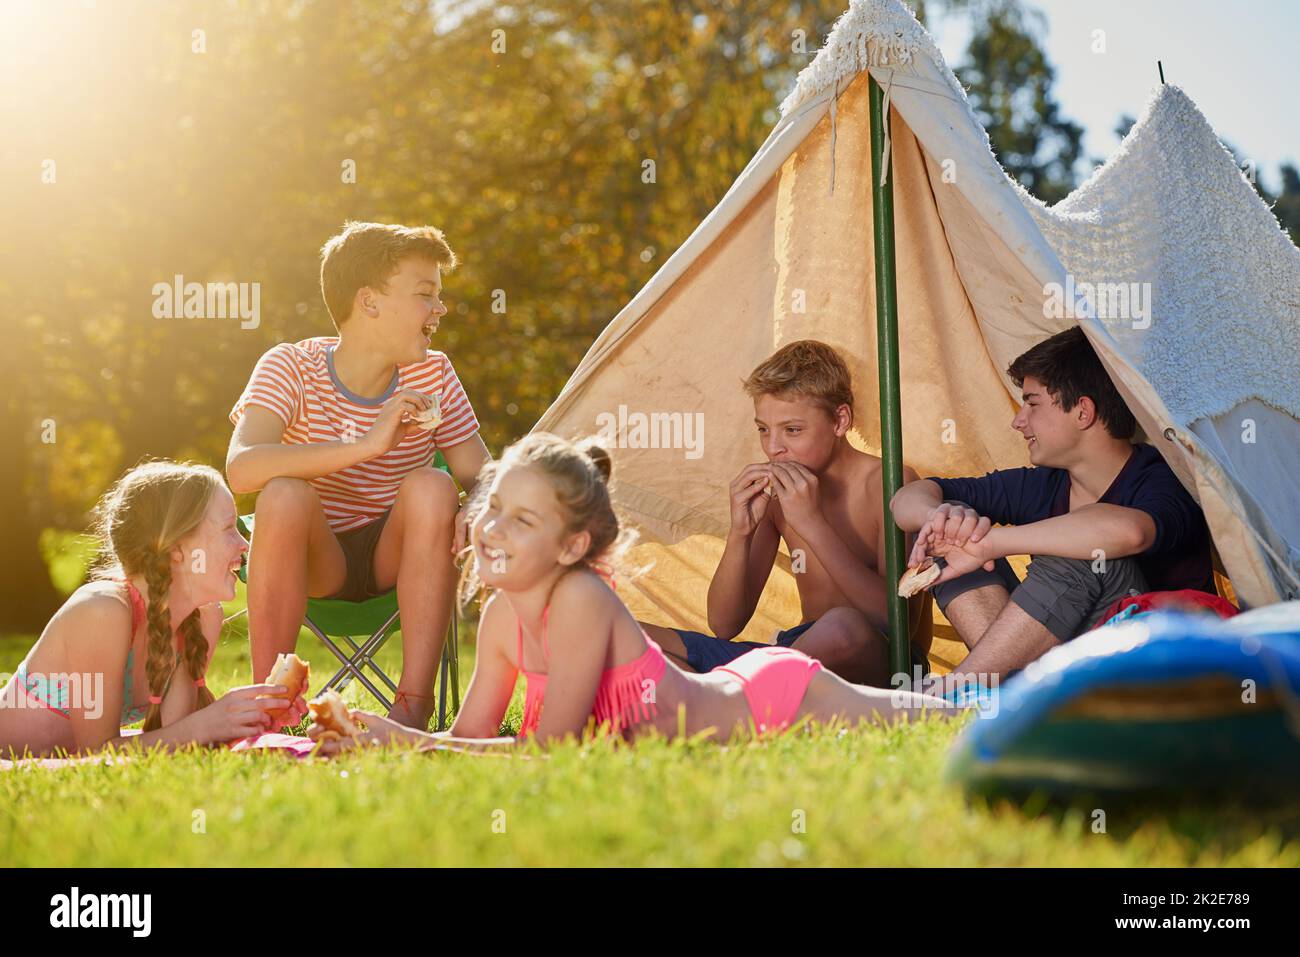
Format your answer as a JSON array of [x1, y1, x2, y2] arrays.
[[844, 446, 884, 488], [845, 446, 920, 491]]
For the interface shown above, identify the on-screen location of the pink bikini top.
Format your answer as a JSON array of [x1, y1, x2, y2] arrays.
[[517, 605, 667, 737], [117, 578, 186, 653], [121, 580, 147, 633]]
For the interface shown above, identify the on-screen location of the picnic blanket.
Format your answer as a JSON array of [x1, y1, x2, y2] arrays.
[[2, 729, 318, 770]]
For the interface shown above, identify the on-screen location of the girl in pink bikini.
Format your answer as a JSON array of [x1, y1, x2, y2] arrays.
[[312, 433, 950, 754], [0, 460, 306, 758]]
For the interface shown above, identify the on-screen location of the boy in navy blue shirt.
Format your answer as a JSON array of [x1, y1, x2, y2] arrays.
[[891, 327, 1213, 690]]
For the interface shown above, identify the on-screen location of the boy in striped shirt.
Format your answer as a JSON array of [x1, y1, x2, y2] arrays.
[[227, 222, 490, 730]]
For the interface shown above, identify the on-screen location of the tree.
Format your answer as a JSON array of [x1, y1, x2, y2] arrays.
[[1274, 164, 1300, 246], [0, 0, 846, 630], [953, 0, 1085, 204]]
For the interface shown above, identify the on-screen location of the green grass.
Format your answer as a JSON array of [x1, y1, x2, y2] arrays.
[[4, 569, 1299, 866], [3, 708, 1299, 866]]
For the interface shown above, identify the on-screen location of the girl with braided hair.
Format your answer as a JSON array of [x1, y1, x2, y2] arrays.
[[1, 460, 306, 757]]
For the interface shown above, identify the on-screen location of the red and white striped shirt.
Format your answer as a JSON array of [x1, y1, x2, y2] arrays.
[[229, 337, 480, 532]]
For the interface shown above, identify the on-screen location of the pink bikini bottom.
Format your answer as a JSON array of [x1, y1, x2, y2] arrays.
[[714, 646, 823, 734]]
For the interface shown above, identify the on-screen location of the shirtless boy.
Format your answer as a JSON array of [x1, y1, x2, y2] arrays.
[[643, 341, 930, 685]]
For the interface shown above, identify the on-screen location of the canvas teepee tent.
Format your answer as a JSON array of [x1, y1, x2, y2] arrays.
[[534, 0, 1300, 645]]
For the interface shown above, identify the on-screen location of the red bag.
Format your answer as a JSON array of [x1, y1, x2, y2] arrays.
[[1098, 589, 1239, 627]]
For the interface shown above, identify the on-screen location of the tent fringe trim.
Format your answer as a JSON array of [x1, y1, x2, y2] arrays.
[[781, 0, 957, 117]]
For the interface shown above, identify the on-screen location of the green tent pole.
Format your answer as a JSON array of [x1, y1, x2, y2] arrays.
[[869, 73, 910, 679]]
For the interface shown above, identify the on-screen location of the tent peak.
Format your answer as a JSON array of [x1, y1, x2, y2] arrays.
[[780, 0, 962, 117], [1009, 84, 1192, 220]]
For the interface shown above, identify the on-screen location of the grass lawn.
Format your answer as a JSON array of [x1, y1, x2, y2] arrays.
[[3, 576, 1299, 866]]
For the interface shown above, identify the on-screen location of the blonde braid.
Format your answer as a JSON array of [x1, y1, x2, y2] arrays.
[[178, 609, 214, 710], [140, 552, 176, 733]]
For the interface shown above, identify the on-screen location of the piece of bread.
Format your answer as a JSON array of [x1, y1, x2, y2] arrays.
[[264, 653, 309, 725], [897, 558, 942, 598], [410, 392, 443, 431], [307, 690, 362, 739]]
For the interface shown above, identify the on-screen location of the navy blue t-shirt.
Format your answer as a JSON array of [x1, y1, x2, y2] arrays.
[[929, 443, 1214, 594]]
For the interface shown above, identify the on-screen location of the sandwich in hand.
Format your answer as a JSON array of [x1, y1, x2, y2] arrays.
[[264, 652, 310, 726], [409, 392, 443, 432], [308, 690, 363, 743], [897, 558, 942, 598]]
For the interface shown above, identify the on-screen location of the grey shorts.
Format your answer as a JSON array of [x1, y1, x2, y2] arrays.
[[931, 553, 1147, 642], [325, 509, 392, 603]]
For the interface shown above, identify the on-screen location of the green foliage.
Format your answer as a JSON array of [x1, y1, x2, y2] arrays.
[[1275, 165, 1300, 246], [1, 0, 847, 625], [3, 0, 847, 507], [38, 530, 100, 597], [953, 0, 1084, 204]]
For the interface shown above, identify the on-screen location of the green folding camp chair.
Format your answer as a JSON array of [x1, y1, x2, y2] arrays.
[[234, 457, 462, 731]]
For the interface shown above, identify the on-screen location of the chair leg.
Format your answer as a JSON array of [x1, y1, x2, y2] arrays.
[[434, 616, 462, 732], [347, 629, 400, 694], [308, 607, 453, 724], [437, 646, 449, 732], [315, 632, 393, 710], [450, 615, 461, 714], [329, 633, 399, 700], [330, 634, 365, 695], [308, 613, 398, 711], [320, 609, 399, 698]]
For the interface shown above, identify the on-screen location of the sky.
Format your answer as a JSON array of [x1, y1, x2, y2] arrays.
[[927, 0, 1300, 190]]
